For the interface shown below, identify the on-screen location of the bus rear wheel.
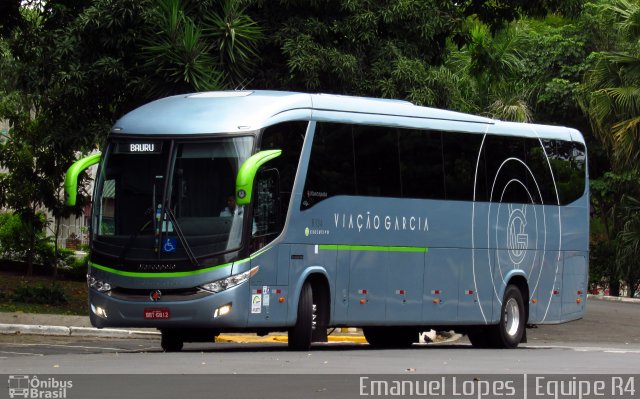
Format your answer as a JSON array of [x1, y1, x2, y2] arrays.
[[288, 282, 314, 351], [363, 327, 417, 349], [161, 330, 184, 352], [490, 284, 525, 349]]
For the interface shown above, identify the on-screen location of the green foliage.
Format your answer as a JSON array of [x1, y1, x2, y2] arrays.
[[205, 0, 263, 84], [143, 0, 223, 96], [616, 195, 640, 296], [11, 282, 68, 305], [581, 0, 640, 170], [0, 211, 48, 264]]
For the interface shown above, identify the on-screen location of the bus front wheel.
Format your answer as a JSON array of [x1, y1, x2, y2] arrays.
[[491, 284, 525, 349], [288, 282, 314, 351]]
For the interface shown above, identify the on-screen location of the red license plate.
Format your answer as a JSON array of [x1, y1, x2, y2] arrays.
[[144, 308, 170, 319]]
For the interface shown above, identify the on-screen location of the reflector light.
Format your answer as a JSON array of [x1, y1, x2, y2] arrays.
[[279, 297, 285, 303], [359, 299, 367, 304], [553, 290, 559, 295]]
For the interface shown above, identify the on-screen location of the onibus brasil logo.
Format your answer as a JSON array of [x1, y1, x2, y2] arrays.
[[8, 375, 73, 398]]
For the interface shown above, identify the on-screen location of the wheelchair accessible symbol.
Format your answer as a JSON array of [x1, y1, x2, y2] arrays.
[[162, 237, 177, 253]]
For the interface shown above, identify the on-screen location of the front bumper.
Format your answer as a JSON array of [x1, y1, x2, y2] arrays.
[[89, 282, 251, 329]]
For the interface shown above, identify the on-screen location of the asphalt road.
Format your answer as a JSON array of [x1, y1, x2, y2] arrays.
[[0, 299, 639, 375]]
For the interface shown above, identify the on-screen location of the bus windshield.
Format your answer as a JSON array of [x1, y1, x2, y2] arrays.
[[93, 136, 254, 260]]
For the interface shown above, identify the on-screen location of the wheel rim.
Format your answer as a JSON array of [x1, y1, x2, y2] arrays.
[[504, 298, 520, 337]]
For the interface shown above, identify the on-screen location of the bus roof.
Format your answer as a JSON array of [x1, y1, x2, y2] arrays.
[[112, 90, 584, 143]]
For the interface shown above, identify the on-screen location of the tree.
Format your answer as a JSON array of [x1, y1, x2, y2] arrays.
[[617, 195, 640, 297], [582, 0, 640, 170], [590, 171, 640, 295], [0, 0, 262, 275]]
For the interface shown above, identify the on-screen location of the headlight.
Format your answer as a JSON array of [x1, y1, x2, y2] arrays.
[[87, 275, 112, 292], [199, 266, 259, 293]]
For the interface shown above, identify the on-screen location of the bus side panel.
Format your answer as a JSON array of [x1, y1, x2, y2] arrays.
[[561, 252, 587, 319], [459, 248, 495, 324], [332, 248, 350, 324], [529, 250, 563, 323], [276, 244, 291, 285], [248, 247, 289, 326], [347, 249, 387, 324], [422, 248, 459, 324], [385, 251, 424, 323]]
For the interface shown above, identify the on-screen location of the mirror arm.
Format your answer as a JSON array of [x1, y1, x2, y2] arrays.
[[64, 152, 102, 206], [235, 150, 282, 205]]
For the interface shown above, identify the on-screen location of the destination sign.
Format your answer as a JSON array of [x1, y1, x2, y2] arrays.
[[115, 142, 163, 154]]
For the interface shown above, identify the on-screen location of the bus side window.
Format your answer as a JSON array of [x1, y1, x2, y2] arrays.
[[301, 123, 355, 209], [260, 121, 307, 218], [251, 168, 280, 251]]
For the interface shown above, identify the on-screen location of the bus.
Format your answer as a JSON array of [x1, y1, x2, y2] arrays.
[[65, 91, 589, 351]]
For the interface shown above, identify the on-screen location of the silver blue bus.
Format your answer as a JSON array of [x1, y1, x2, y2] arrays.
[[65, 91, 589, 351]]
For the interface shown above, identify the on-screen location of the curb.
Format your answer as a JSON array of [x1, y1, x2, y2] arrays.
[[588, 294, 640, 304], [0, 323, 159, 339]]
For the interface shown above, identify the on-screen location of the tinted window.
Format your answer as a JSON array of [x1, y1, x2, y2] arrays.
[[545, 139, 586, 205], [524, 138, 556, 204], [399, 129, 446, 200], [353, 125, 401, 197], [483, 135, 529, 203], [442, 132, 484, 201], [302, 123, 355, 209], [260, 121, 307, 212]]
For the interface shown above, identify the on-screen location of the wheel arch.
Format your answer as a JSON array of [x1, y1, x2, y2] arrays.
[[287, 266, 331, 325], [505, 273, 530, 324]]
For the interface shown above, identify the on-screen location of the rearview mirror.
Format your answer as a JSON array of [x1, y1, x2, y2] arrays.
[[64, 153, 102, 206], [235, 150, 281, 206]]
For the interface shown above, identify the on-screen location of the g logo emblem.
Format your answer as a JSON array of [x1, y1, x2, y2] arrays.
[[507, 205, 528, 265]]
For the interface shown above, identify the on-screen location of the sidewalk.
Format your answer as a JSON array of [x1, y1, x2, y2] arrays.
[[587, 293, 640, 304]]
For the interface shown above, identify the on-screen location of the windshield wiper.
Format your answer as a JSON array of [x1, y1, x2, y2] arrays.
[[162, 207, 200, 269]]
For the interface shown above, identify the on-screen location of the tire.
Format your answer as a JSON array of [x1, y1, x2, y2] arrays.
[[467, 330, 492, 348], [288, 282, 313, 351], [161, 330, 184, 352], [490, 284, 525, 349], [363, 327, 417, 349]]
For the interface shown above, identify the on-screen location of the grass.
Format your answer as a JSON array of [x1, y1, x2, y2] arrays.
[[0, 271, 88, 315]]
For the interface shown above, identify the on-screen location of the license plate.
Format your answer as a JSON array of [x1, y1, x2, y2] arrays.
[[144, 308, 170, 319]]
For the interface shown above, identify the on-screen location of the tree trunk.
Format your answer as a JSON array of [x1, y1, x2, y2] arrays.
[[609, 279, 620, 297], [627, 275, 636, 298], [53, 215, 60, 279], [26, 214, 35, 277]]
